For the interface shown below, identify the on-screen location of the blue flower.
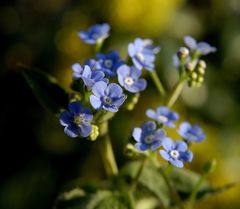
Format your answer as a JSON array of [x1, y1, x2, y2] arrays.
[[96, 51, 124, 77], [78, 23, 110, 44], [133, 121, 166, 151], [160, 138, 193, 168], [90, 81, 126, 112], [146, 106, 179, 128], [84, 59, 101, 70], [72, 64, 108, 88], [178, 122, 206, 142], [59, 101, 93, 138], [184, 36, 217, 55], [128, 38, 160, 71], [117, 65, 147, 93]]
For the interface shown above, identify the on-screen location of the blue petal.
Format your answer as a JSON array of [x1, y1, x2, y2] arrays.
[[178, 122, 191, 136], [146, 109, 157, 119], [150, 141, 161, 150], [141, 121, 156, 133], [132, 57, 143, 70], [180, 150, 193, 162], [80, 123, 92, 137], [156, 106, 169, 115], [64, 125, 79, 138], [184, 36, 197, 50], [107, 83, 123, 98], [103, 105, 118, 112], [132, 127, 142, 142], [91, 71, 105, 82], [160, 150, 170, 161], [82, 65, 92, 78], [162, 138, 174, 151], [128, 43, 136, 57], [68, 101, 82, 115], [90, 95, 102, 109], [59, 111, 73, 126], [154, 129, 166, 140], [129, 66, 142, 79], [80, 107, 93, 122], [165, 121, 175, 128], [170, 159, 184, 168], [175, 140, 188, 152], [92, 81, 107, 97], [197, 42, 217, 55], [129, 79, 147, 93], [135, 143, 149, 151], [112, 95, 126, 107]]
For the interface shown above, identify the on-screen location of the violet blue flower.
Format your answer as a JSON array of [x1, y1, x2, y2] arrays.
[[59, 101, 93, 138], [146, 106, 179, 128], [128, 38, 160, 71], [90, 81, 126, 112], [78, 23, 110, 44], [133, 121, 166, 151], [117, 65, 147, 93], [184, 36, 217, 55], [160, 138, 193, 168], [96, 51, 124, 77], [178, 122, 206, 142]]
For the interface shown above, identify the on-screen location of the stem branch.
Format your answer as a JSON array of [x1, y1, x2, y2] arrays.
[[150, 70, 166, 97]]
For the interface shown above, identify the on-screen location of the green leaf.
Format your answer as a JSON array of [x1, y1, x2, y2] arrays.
[[20, 64, 69, 114], [54, 188, 134, 209]]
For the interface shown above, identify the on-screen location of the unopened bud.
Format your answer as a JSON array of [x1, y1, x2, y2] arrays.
[[177, 47, 189, 59], [197, 76, 204, 83], [190, 72, 198, 80], [198, 60, 207, 69], [197, 67, 205, 75], [185, 62, 195, 72], [89, 125, 99, 141], [188, 80, 197, 87]]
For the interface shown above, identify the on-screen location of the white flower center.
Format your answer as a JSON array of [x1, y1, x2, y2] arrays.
[[74, 115, 83, 125], [104, 60, 113, 68], [124, 77, 134, 86], [103, 96, 112, 105], [144, 135, 154, 144], [136, 52, 145, 62], [158, 115, 168, 123], [170, 150, 179, 159]]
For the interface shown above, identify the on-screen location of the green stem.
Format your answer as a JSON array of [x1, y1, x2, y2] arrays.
[[129, 156, 147, 192], [160, 166, 185, 209], [95, 40, 104, 53], [186, 174, 206, 209], [149, 70, 166, 97], [97, 122, 118, 177], [166, 76, 187, 108]]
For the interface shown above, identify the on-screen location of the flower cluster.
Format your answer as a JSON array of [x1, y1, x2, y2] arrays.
[[132, 106, 206, 168]]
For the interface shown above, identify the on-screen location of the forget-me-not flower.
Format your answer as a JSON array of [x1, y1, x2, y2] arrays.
[[160, 138, 193, 168], [84, 59, 101, 70], [184, 36, 217, 55], [133, 121, 166, 151], [117, 65, 147, 93], [78, 23, 110, 44], [178, 122, 206, 142], [59, 101, 93, 138], [128, 38, 160, 71], [146, 106, 179, 128], [90, 81, 126, 112], [96, 51, 124, 77], [72, 64, 108, 88]]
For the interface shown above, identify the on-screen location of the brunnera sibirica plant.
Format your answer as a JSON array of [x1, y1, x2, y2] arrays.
[[21, 23, 236, 209]]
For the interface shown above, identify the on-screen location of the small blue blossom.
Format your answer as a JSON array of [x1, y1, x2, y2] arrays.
[[72, 64, 108, 88], [117, 65, 147, 93], [59, 101, 93, 138], [78, 23, 110, 44], [96, 51, 124, 77], [160, 138, 193, 168], [90, 81, 126, 112], [184, 36, 217, 55], [84, 59, 101, 70], [146, 106, 179, 128], [128, 38, 160, 71], [132, 121, 166, 151], [178, 122, 206, 142]]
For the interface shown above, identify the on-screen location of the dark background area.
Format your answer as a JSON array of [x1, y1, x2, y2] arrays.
[[0, 0, 240, 209]]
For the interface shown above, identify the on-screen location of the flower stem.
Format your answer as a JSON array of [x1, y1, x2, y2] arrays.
[[160, 165, 185, 209], [166, 76, 187, 108], [129, 156, 147, 192], [97, 122, 118, 177], [95, 40, 103, 53], [149, 70, 166, 97]]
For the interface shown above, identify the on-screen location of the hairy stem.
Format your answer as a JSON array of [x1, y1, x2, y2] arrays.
[[150, 70, 166, 97], [98, 122, 118, 177]]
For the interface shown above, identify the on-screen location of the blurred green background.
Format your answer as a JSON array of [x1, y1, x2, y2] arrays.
[[0, 0, 240, 208]]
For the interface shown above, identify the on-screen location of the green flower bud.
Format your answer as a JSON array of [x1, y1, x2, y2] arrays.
[[185, 62, 195, 72], [177, 47, 189, 59], [190, 72, 198, 80], [188, 80, 197, 87], [197, 76, 204, 83], [197, 67, 205, 75], [198, 60, 207, 69], [89, 125, 99, 141]]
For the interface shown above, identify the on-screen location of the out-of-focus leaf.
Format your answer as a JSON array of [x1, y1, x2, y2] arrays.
[[54, 188, 134, 209], [20, 64, 69, 114]]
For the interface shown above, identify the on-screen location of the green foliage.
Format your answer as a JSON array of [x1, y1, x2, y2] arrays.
[[54, 188, 134, 209], [20, 64, 69, 115]]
